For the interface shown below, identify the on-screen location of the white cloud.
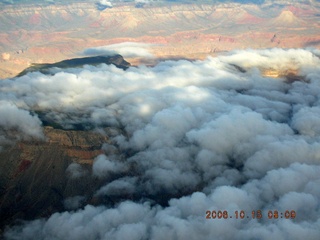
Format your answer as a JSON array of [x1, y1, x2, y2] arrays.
[[63, 196, 86, 210], [0, 101, 44, 146], [99, 0, 113, 7], [291, 106, 320, 136], [66, 163, 88, 179], [2, 48, 320, 239], [92, 154, 127, 178], [83, 42, 155, 59]]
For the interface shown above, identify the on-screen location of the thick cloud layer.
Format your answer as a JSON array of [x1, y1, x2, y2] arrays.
[[2, 48, 320, 239]]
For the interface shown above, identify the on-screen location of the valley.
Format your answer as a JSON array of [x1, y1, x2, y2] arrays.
[[1, 1, 320, 78]]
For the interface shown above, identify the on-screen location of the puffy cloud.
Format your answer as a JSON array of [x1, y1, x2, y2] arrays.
[[0, 101, 44, 147], [95, 177, 137, 196], [66, 163, 88, 179], [63, 196, 86, 210], [99, 0, 113, 8], [219, 48, 320, 72], [92, 154, 128, 178], [291, 107, 320, 136], [2, 48, 320, 239], [83, 42, 155, 59]]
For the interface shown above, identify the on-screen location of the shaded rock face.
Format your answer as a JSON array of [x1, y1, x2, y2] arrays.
[[0, 127, 112, 230], [17, 54, 131, 77]]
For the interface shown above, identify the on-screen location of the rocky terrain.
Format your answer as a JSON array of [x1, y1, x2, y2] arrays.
[[1, 1, 320, 78], [17, 54, 131, 76], [0, 126, 116, 231]]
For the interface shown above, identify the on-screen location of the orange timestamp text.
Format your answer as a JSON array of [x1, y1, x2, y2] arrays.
[[205, 210, 296, 220]]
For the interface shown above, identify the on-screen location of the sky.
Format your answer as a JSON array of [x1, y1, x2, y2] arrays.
[[1, 47, 320, 239]]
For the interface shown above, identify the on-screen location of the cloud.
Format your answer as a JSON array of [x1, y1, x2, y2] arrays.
[[66, 163, 88, 179], [83, 42, 155, 59], [0, 101, 44, 147], [2, 48, 320, 239], [95, 177, 138, 196], [219, 48, 319, 71], [99, 0, 113, 8], [291, 106, 320, 137], [92, 154, 128, 178], [63, 196, 86, 210]]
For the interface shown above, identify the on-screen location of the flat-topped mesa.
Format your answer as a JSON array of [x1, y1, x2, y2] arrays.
[[17, 54, 131, 77]]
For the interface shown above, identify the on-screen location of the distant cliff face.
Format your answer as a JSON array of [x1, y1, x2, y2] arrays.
[[1, 1, 320, 78], [0, 126, 115, 229]]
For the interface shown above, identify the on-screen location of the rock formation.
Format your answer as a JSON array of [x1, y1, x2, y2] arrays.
[[17, 54, 131, 76], [1, 1, 320, 78], [0, 126, 114, 230]]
